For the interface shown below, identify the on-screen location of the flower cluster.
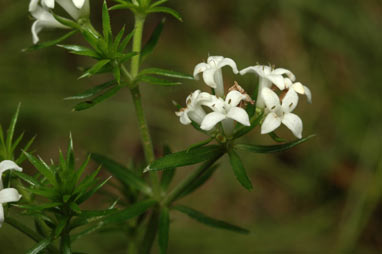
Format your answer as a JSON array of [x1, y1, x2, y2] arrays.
[[0, 160, 22, 227], [29, 0, 90, 44], [176, 56, 311, 139]]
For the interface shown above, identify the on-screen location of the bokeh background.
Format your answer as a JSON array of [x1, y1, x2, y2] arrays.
[[1, 0, 381, 253]]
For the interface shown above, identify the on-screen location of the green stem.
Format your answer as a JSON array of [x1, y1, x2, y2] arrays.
[[163, 153, 224, 206], [128, 13, 160, 198]]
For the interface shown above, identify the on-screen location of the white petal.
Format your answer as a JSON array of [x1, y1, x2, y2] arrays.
[[239, 66, 256, 76], [213, 69, 224, 97], [303, 85, 312, 103], [217, 57, 238, 74], [200, 112, 226, 131], [193, 62, 208, 80], [261, 113, 281, 134], [225, 90, 244, 107], [72, 0, 86, 8], [266, 74, 285, 90], [262, 87, 281, 111], [175, 110, 191, 125], [282, 113, 303, 139], [188, 106, 207, 125], [29, 0, 39, 12], [281, 88, 299, 113], [202, 68, 217, 88], [0, 160, 22, 174], [291, 82, 304, 94], [221, 119, 235, 135], [31, 20, 43, 44], [272, 68, 295, 81], [0, 188, 22, 204], [283, 77, 293, 89], [43, 0, 55, 8], [207, 56, 224, 66], [0, 205, 3, 228], [227, 107, 250, 126]]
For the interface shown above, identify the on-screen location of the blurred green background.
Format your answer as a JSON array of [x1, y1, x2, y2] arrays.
[[1, 0, 381, 253]]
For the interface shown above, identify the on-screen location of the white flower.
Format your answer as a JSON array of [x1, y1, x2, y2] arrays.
[[284, 78, 312, 103], [193, 56, 239, 97], [29, 0, 88, 15], [0, 160, 22, 189], [200, 90, 250, 135], [261, 87, 303, 139], [176, 90, 213, 125], [29, 3, 69, 44], [0, 188, 22, 228], [240, 65, 295, 108]]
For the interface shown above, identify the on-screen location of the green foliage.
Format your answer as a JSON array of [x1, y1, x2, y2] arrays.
[[0, 104, 35, 163], [158, 207, 170, 254], [228, 149, 253, 190], [110, 0, 183, 22], [235, 134, 316, 153], [145, 145, 225, 172], [14, 136, 112, 252], [173, 205, 250, 234]]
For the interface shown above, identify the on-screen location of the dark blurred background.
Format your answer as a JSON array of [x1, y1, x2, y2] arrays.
[[1, 0, 381, 253]]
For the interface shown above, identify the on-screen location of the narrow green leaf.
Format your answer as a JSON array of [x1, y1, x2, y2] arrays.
[[175, 163, 219, 201], [5, 217, 43, 243], [57, 44, 100, 58], [54, 218, 67, 238], [23, 152, 56, 185], [118, 29, 135, 52], [16, 135, 36, 164], [6, 103, 20, 154], [137, 75, 181, 86], [64, 80, 116, 100], [160, 145, 175, 190], [235, 134, 316, 153], [139, 68, 194, 80], [91, 153, 152, 196], [12, 171, 40, 186], [81, 30, 101, 52], [147, 7, 183, 22], [79, 59, 111, 79], [112, 62, 121, 84], [140, 210, 159, 254], [158, 207, 170, 254], [10, 131, 24, 154], [76, 176, 112, 204], [173, 205, 249, 234], [268, 131, 287, 143], [23, 30, 77, 52], [146, 145, 225, 172], [109, 3, 136, 11], [67, 133, 75, 170], [150, 0, 168, 8], [113, 25, 125, 52], [71, 209, 116, 229], [26, 239, 51, 254], [186, 137, 213, 152], [69, 202, 82, 214], [54, 14, 80, 29], [102, 1, 112, 42], [141, 18, 165, 60], [228, 149, 253, 190], [73, 85, 121, 111], [118, 51, 138, 64], [103, 199, 157, 224]]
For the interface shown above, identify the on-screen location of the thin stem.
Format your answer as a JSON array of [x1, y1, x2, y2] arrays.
[[163, 152, 224, 206], [128, 13, 160, 198]]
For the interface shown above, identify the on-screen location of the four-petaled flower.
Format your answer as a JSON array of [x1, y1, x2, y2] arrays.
[[261, 87, 303, 139], [175, 90, 213, 125], [200, 90, 250, 134], [29, 0, 90, 44], [0, 188, 22, 228], [240, 65, 295, 108], [193, 56, 238, 97], [0, 160, 22, 189], [284, 78, 312, 103]]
